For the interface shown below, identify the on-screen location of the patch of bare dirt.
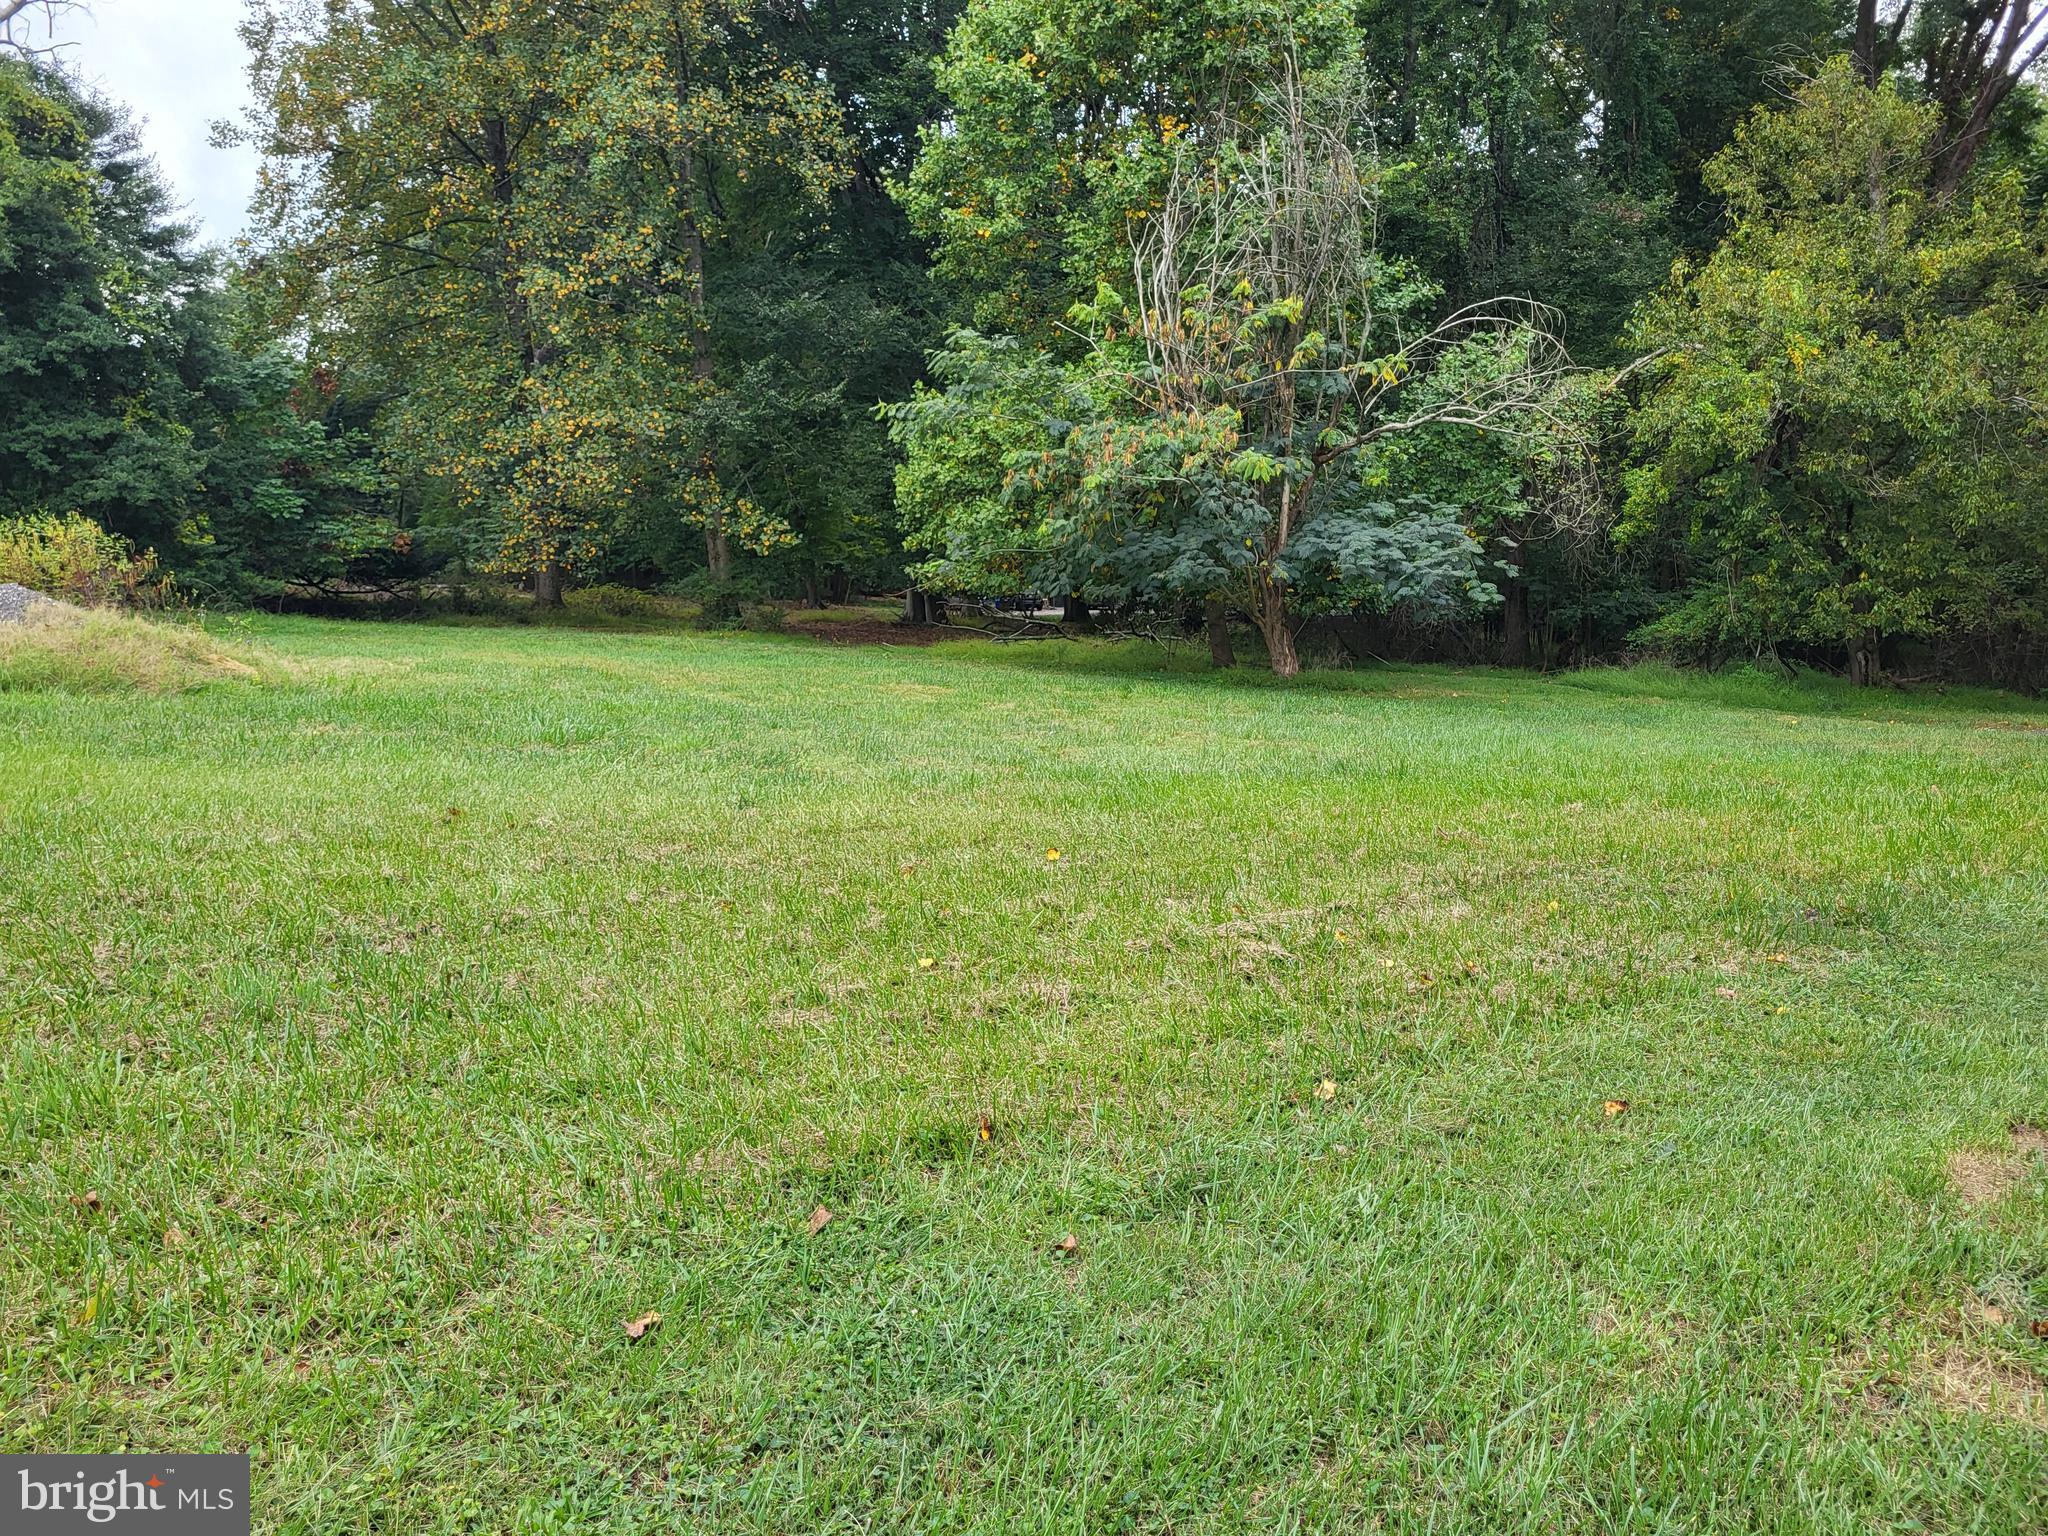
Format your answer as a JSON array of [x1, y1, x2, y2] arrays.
[[1915, 1348, 2048, 1425], [1947, 1123, 2048, 1206], [784, 617, 952, 646]]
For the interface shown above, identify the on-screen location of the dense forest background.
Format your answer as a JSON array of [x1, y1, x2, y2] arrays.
[[1, 0, 2044, 682]]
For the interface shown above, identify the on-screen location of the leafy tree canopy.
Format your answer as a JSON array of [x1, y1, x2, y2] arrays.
[[1627, 57, 2048, 681]]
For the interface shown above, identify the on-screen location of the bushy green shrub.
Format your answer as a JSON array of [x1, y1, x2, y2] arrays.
[[442, 581, 524, 619], [666, 570, 775, 627], [1627, 587, 1795, 671], [0, 514, 169, 607], [741, 602, 787, 633], [562, 582, 664, 618]]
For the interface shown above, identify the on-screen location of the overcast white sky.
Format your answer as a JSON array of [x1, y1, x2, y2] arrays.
[[36, 0, 258, 243]]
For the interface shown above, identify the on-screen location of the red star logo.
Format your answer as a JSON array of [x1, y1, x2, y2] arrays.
[[147, 1476, 163, 1489]]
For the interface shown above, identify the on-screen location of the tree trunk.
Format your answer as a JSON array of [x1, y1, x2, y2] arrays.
[[480, 101, 567, 606], [672, 65, 727, 581], [1851, 0, 1883, 85], [1499, 543, 1532, 667], [1909, 1, 2048, 198], [1204, 596, 1234, 668], [1848, 628, 1880, 686], [703, 507, 730, 584], [1253, 579, 1300, 678], [903, 588, 929, 624], [1061, 592, 1090, 627], [1398, 0, 1418, 146]]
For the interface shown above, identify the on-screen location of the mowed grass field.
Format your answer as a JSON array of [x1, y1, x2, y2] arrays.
[[4, 616, 2048, 1534]]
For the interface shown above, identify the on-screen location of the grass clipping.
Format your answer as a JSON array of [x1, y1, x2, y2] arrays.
[[0, 604, 274, 694]]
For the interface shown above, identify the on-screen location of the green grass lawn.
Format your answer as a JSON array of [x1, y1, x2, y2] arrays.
[[5, 617, 2047, 1533]]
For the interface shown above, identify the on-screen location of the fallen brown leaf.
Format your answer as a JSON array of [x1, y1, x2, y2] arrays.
[[1313, 1078, 1337, 1102], [1602, 1099, 1630, 1118], [69, 1191, 102, 1214], [807, 1204, 834, 1235], [622, 1310, 662, 1341], [2033, 1319, 2048, 1340], [1052, 1233, 1079, 1256], [977, 1116, 994, 1143]]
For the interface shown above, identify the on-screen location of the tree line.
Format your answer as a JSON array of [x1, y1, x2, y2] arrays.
[[0, 0, 2043, 682]]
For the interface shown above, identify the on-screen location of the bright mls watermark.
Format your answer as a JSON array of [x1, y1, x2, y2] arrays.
[[3, 1456, 248, 1534]]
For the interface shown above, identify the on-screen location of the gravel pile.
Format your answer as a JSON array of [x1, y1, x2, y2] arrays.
[[0, 582, 68, 624]]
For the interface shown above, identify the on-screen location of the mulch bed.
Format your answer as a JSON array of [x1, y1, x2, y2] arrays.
[[783, 617, 956, 646]]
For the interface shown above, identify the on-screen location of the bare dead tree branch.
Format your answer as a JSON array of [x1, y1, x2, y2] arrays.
[[0, 0, 83, 56]]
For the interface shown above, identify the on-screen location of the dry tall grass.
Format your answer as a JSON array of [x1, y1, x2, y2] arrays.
[[0, 605, 277, 693]]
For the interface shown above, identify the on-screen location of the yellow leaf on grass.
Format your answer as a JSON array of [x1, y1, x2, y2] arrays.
[[1602, 1099, 1630, 1117], [1313, 1078, 1337, 1102]]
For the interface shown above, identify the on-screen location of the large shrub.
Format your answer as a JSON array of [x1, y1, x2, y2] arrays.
[[0, 514, 168, 607]]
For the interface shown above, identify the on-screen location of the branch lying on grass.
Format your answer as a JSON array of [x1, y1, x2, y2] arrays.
[[941, 616, 1067, 642], [1093, 619, 1190, 648]]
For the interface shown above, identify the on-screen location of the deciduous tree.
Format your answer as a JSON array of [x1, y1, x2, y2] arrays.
[[1626, 59, 2048, 683], [236, 0, 842, 601]]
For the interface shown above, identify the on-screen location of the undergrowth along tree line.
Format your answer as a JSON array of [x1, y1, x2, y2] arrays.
[[0, 0, 2043, 683]]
